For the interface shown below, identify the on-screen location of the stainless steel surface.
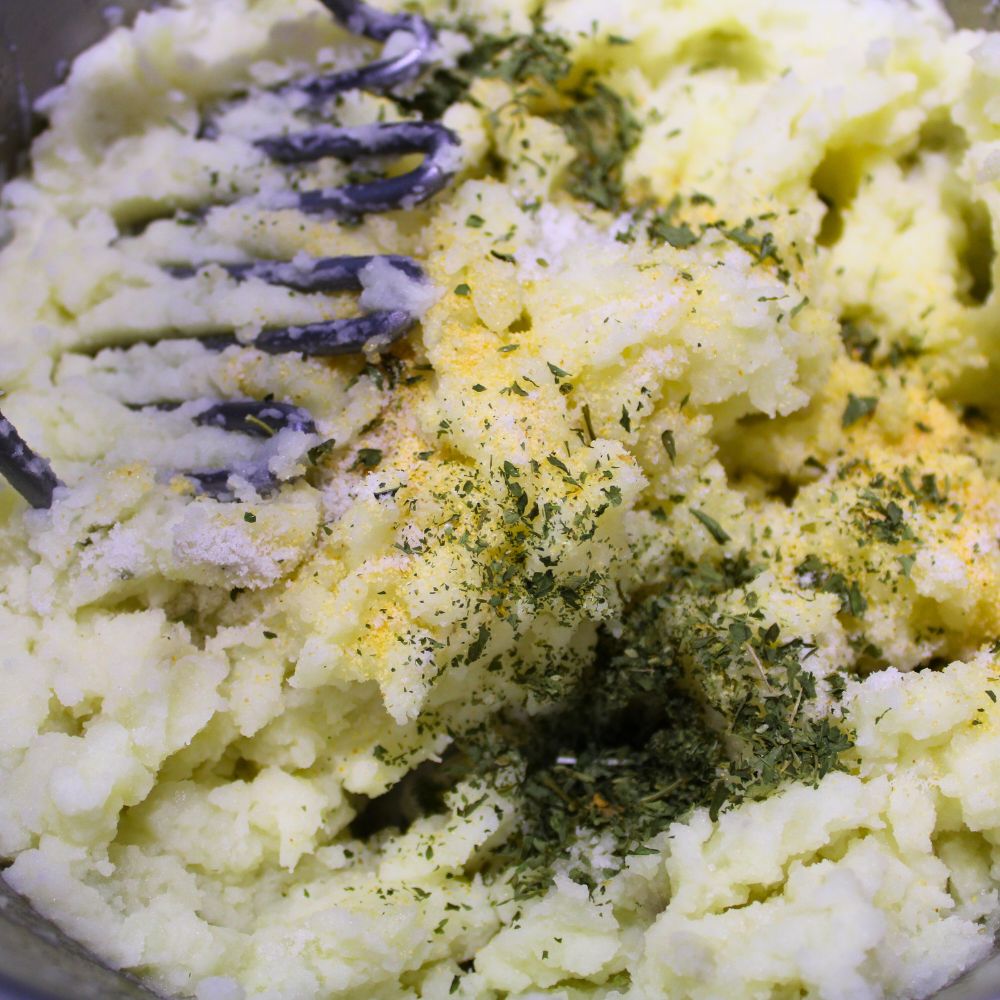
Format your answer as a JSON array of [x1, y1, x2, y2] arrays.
[[0, 880, 156, 999], [947, 0, 1000, 29], [0, 0, 998, 998], [0, 0, 157, 179]]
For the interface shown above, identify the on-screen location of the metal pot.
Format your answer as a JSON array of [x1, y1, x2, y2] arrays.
[[0, 1, 998, 997], [0, 1, 157, 180]]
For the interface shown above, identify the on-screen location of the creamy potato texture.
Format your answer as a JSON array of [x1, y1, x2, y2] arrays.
[[2, 0, 1000, 997]]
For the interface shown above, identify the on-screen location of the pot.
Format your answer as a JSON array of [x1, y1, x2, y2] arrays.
[[0, 1, 998, 998], [0, 1, 157, 180]]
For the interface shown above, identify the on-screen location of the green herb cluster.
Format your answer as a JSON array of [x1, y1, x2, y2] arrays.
[[458, 552, 854, 898], [651, 554, 854, 814], [556, 81, 642, 212], [796, 554, 867, 617], [397, 16, 641, 212]]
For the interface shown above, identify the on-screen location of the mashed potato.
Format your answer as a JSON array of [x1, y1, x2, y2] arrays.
[[2, 0, 1000, 997]]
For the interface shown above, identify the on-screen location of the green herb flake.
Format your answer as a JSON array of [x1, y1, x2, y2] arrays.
[[846, 581, 867, 617], [467, 624, 491, 664], [690, 508, 730, 544], [790, 296, 810, 319], [649, 218, 698, 249], [661, 429, 677, 464], [842, 394, 879, 428], [243, 512, 257, 524], [455, 283, 472, 297], [466, 213, 486, 228]]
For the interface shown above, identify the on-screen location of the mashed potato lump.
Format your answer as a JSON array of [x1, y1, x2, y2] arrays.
[[2, 0, 1000, 998]]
